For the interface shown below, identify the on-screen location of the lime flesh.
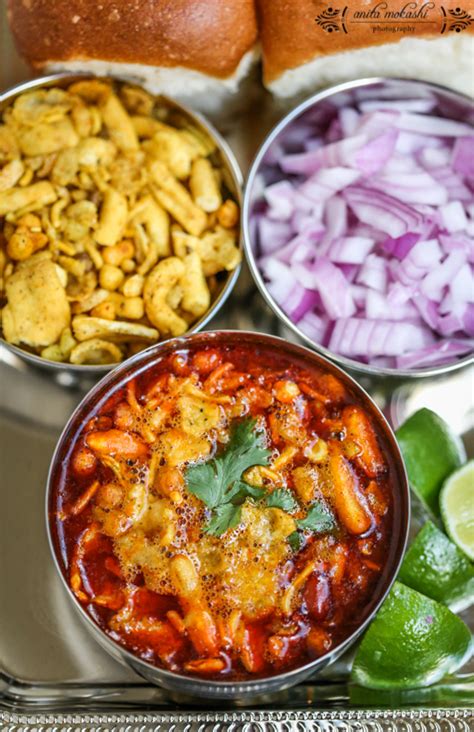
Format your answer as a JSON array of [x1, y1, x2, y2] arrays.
[[398, 521, 474, 612], [351, 582, 472, 690], [396, 408, 466, 516], [440, 460, 474, 561]]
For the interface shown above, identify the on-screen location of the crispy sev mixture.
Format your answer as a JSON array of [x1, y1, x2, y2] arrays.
[[51, 343, 394, 679], [0, 81, 240, 364]]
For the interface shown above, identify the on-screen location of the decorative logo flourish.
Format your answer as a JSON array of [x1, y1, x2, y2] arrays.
[[315, 6, 348, 33], [440, 7, 474, 33]]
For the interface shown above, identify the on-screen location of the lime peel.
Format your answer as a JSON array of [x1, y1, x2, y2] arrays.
[[396, 408, 466, 516], [398, 521, 474, 613], [351, 581, 473, 690]]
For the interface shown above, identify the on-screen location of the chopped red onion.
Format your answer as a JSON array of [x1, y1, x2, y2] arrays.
[[339, 107, 360, 136], [439, 201, 469, 233], [258, 217, 292, 254], [396, 132, 445, 155], [282, 283, 321, 323], [264, 180, 296, 221], [354, 129, 399, 176], [413, 295, 440, 330], [300, 168, 361, 203], [419, 147, 451, 168], [420, 250, 466, 301], [358, 98, 437, 114], [329, 236, 374, 264], [344, 186, 425, 237], [452, 137, 474, 179], [306, 258, 356, 319], [370, 171, 448, 206], [397, 239, 444, 285], [252, 97, 474, 370], [396, 340, 474, 369], [329, 318, 434, 357], [395, 113, 473, 138], [381, 232, 420, 260], [357, 255, 388, 292], [447, 264, 474, 304], [463, 304, 474, 336], [298, 311, 330, 344], [440, 234, 474, 263], [366, 290, 418, 320]]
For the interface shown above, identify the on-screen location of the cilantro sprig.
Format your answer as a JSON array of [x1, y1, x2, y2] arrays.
[[265, 488, 298, 513], [288, 502, 336, 551], [185, 418, 270, 535], [185, 417, 336, 543]]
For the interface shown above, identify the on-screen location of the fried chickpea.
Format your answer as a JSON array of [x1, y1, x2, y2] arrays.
[[274, 380, 300, 403], [121, 274, 144, 298], [7, 229, 34, 260], [71, 445, 98, 477], [304, 439, 328, 464], [117, 296, 144, 320], [91, 300, 116, 320], [96, 482, 123, 509], [6, 214, 49, 260], [192, 348, 222, 374], [307, 627, 332, 657], [154, 466, 184, 504], [217, 199, 239, 229], [99, 264, 125, 291], [102, 239, 135, 266], [17, 214, 42, 229], [120, 259, 135, 273]]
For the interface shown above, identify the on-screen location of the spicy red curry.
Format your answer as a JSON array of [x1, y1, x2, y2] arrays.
[[51, 342, 393, 679]]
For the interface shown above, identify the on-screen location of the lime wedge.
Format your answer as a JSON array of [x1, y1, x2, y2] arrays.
[[398, 521, 474, 612], [440, 460, 474, 561], [396, 408, 466, 515], [351, 582, 472, 689]]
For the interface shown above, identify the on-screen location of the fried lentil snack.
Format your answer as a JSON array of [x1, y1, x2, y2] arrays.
[[0, 80, 241, 365]]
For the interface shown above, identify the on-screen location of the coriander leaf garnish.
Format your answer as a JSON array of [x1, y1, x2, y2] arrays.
[[205, 504, 242, 536], [287, 531, 303, 552], [287, 501, 336, 551], [185, 462, 222, 508], [297, 503, 335, 533], [185, 418, 271, 536], [229, 481, 266, 504], [265, 488, 298, 513]]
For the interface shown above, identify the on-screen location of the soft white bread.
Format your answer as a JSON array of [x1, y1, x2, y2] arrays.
[[258, 0, 474, 99], [7, 0, 259, 114], [45, 50, 260, 117]]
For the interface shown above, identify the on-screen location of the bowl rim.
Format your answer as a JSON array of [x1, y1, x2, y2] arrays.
[[0, 72, 243, 373], [45, 328, 411, 694], [242, 76, 474, 380]]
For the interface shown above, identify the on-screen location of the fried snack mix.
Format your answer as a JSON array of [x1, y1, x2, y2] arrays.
[[0, 81, 241, 365]]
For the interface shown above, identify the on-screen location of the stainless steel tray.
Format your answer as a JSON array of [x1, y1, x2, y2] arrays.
[[0, 10, 473, 729]]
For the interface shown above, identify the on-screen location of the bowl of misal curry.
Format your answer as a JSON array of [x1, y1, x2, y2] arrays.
[[46, 330, 409, 698], [0, 74, 242, 372]]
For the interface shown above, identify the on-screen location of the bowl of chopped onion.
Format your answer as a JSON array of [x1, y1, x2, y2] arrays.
[[243, 78, 474, 378]]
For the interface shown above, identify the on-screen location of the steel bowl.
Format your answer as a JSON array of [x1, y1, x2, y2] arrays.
[[0, 73, 243, 376], [243, 77, 474, 380], [46, 329, 410, 700]]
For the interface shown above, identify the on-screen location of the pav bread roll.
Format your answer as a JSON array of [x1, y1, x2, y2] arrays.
[[258, 0, 474, 98], [7, 0, 259, 114]]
